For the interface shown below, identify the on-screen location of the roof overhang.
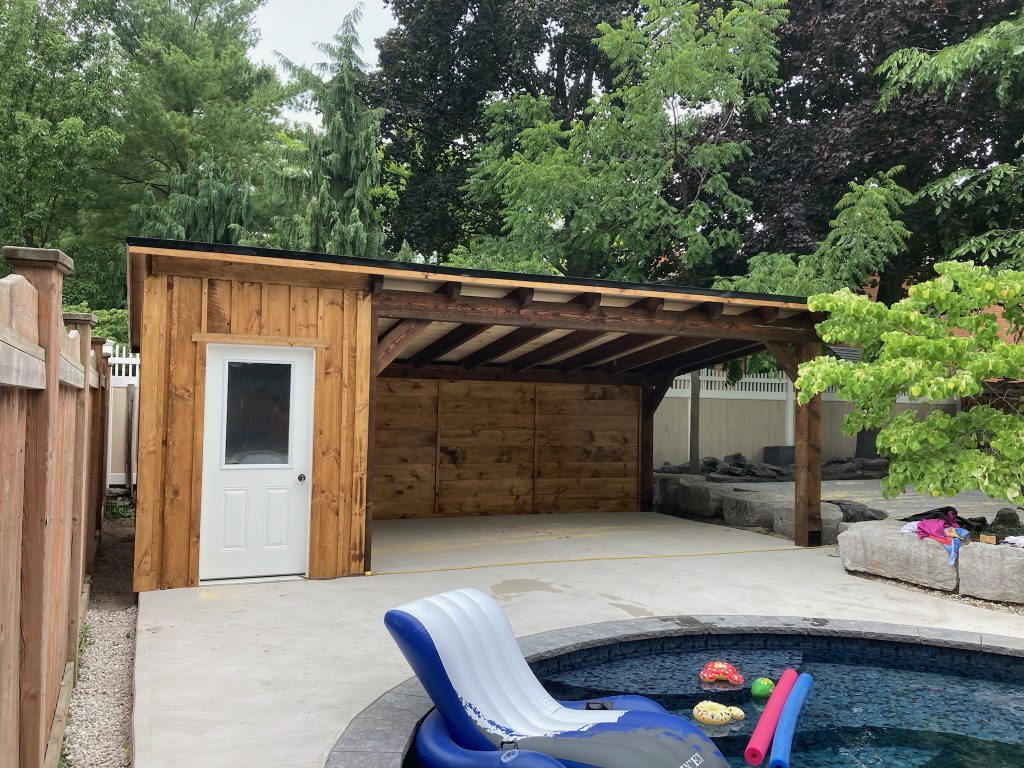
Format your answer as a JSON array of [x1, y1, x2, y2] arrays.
[[127, 238, 820, 381]]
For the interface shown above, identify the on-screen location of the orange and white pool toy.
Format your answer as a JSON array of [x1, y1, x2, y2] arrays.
[[699, 661, 744, 686]]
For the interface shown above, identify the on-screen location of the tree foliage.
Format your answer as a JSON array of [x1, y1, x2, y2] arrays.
[[371, 0, 633, 258], [797, 262, 1024, 503], [717, 168, 913, 295], [878, 12, 1024, 271], [454, 0, 788, 280], [275, 6, 385, 259], [730, 0, 1023, 305], [0, 0, 122, 249]]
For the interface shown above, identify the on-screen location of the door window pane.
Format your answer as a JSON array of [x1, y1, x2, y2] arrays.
[[224, 362, 291, 465]]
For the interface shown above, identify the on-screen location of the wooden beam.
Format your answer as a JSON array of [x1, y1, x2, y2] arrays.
[[601, 336, 712, 373], [632, 297, 664, 315], [150, 253, 371, 292], [571, 292, 602, 311], [757, 306, 781, 323], [381, 361, 649, 386], [440, 281, 462, 301], [640, 371, 678, 510], [460, 327, 549, 369], [511, 287, 534, 307], [764, 341, 800, 381], [557, 333, 660, 372], [662, 342, 764, 376], [375, 319, 432, 374], [409, 323, 489, 366], [374, 290, 818, 342], [680, 301, 725, 320], [369, 274, 384, 295], [507, 330, 605, 370]]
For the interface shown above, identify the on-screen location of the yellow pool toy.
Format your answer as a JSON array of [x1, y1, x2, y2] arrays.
[[692, 700, 745, 726]]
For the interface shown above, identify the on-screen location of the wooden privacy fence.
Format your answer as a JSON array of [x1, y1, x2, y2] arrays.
[[0, 247, 111, 768]]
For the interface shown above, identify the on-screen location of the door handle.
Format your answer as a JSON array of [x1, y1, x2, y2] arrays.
[[298, 473, 306, 482]]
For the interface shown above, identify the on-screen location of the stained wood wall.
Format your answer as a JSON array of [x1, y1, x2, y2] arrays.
[[134, 274, 372, 591], [374, 379, 640, 518]]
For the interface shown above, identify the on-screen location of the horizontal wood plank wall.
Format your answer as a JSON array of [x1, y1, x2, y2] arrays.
[[374, 379, 438, 519], [535, 384, 640, 512], [373, 379, 640, 518], [134, 275, 371, 590]]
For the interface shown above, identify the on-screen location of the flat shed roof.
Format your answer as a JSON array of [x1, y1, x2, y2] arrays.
[[127, 238, 818, 382]]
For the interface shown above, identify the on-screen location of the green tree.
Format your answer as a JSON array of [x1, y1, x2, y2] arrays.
[[797, 261, 1024, 502], [454, 0, 788, 280], [878, 13, 1024, 271], [716, 168, 913, 296], [276, 6, 385, 259], [132, 154, 255, 243], [0, 0, 122, 250], [371, 0, 632, 259], [729, 0, 1023, 305]]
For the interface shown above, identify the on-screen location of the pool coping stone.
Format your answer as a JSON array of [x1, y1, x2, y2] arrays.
[[323, 615, 1024, 767]]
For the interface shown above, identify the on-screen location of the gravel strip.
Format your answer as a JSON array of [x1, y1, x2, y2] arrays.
[[64, 604, 137, 767]]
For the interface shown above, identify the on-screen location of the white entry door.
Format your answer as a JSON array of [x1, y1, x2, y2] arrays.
[[200, 344, 315, 580]]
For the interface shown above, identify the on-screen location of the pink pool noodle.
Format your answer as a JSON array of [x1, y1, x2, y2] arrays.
[[744, 668, 799, 766]]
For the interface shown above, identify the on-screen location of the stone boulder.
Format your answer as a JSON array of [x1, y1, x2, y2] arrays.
[[993, 508, 1022, 527], [837, 520, 958, 591], [959, 544, 1024, 604], [678, 481, 727, 518], [826, 499, 888, 523], [723, 495, 775, 529], [774, 503, 844, 544]]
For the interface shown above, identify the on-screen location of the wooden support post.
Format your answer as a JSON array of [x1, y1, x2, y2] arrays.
[[364, 308, 378, 573], [766, 341, 823, 546], [640, 372, 678, 511], [88, 339, 110, 571], [62, 312, 95, 676], [794, 392, 822, 547], [2, 246, 74, 768]]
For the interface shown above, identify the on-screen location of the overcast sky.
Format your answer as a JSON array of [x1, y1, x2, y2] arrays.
[[252, 0, 397, 72]]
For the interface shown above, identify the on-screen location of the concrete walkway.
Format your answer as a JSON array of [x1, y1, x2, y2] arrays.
[[134, 510, 1024, 768]]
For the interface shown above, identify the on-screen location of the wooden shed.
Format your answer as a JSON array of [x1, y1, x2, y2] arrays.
[[127, 239, 824, 591]]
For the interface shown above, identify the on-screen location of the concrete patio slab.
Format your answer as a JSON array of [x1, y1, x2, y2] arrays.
[[134, 512, 1024, 768]]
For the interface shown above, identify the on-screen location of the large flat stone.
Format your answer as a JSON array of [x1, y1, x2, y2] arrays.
[[959, 543, 1024, 604], [680, 481, 727, 518], [723, 494, 775, 529], [774, 503, 843, 544], [837, 520, 958, 591]]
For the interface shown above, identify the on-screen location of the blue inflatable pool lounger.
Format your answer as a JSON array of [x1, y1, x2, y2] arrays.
[[385, 588, 731, 768]]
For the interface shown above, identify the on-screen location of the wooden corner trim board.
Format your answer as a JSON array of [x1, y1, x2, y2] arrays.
[[191, 332, 330, 348]]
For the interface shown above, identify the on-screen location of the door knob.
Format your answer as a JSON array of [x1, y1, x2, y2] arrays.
[[298, 473, 306, 482]]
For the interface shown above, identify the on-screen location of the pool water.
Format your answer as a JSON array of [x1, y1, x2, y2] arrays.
[[535, 636, 1024, 768]]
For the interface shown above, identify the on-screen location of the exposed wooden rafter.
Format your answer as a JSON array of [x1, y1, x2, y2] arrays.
[[600, 337, 715, 373], [506, 330, 605, 370], [408, 323, 489, 367], [632, 297, 664, 315], [460, 327, 548, 369], [511, 287, 534, 307], [373, 290, 818, 342], [556, 333, 660, 372], [647, 341, 763, 377], [571, 292, 602, 311]]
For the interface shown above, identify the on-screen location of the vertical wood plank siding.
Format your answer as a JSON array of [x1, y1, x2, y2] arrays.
[[134, 275, 372, 590], [373, 379, 641, 518]]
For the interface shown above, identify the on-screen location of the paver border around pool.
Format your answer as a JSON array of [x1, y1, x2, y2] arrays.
[[323, 614, 1024, 768]]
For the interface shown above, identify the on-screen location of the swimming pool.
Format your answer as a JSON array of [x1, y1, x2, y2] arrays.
[[535, 633, 1024, 767]]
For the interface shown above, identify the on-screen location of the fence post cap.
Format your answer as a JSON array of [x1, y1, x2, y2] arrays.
[[63, 312, 98, 327], [2, 245, 74, 274]]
